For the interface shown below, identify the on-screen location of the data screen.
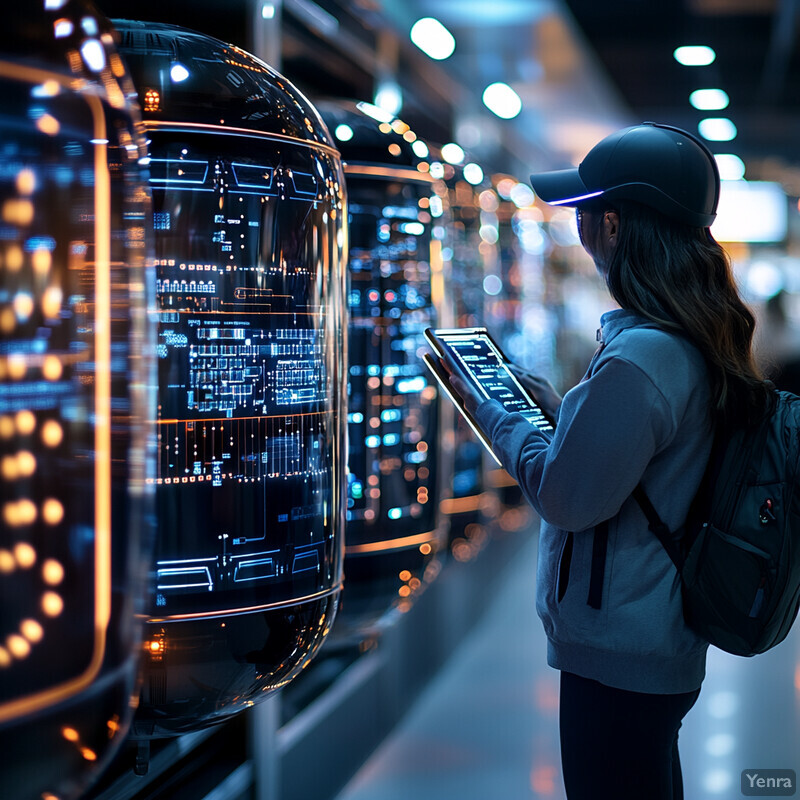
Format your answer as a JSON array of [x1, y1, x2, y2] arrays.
[[0, 77, 150, 712], [432, 330, 554, 433], [148, 129, 344, 617], [345, 176, 439, 545]]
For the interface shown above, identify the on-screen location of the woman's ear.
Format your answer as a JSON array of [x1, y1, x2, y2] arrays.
[[603, 210, 620, 249]]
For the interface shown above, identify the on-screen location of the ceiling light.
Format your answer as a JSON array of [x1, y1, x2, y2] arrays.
[[334, 124, 353, 142], [698, 117, 737, 141], [510, 183, 534, 208], [374, 81, 402, 117], [495, 178, 516, 200], [674, 46, 716, 66], [482, 82, 522, 119], [690, 88, 729, 110], [356, 101, 394, 124], [410, 17, 455, 60], [714, 154, 745, 181], [463, 163, 484, 185], [412, 140, 429, 159], [441, 143, 465, 165]]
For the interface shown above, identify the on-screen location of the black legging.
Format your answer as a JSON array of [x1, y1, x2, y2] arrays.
[[559, 671, 701, 800]]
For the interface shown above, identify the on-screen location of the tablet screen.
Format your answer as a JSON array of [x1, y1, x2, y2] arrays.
[[428, 328, 554, 434]]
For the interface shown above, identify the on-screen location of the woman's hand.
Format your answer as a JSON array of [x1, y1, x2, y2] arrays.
[[508, 365, 562, 421], [437, 353, 485, 416]]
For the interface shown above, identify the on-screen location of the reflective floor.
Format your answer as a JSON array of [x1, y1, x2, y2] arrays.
[[335, 532, 800, 800]]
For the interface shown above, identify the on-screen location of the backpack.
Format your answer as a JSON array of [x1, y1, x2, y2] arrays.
[[634, 389, 800, 657]]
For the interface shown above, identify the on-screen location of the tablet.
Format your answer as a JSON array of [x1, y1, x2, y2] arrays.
[[424, 327, 554, 463]]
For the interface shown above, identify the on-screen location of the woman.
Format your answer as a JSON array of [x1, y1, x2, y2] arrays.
[[443, 123, 770, 799]]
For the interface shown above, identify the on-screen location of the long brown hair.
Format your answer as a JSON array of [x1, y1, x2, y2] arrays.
[[599, 200, 771, 428]]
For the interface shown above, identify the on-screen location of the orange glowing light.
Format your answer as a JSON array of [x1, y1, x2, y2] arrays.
[[80, 747, 97, 762], [388, 143, 402, 157], [419, 543, 432, 555], [0, 309, 14, 333], [42, 286, 62, 318], [15, 168, 36, 195], [16, 451, 36, 477], [440, 495, 483, 515], [0, 63, 113, 728], [1, 456, 17, 480], [0, 416, 13, 438], [143, 89, 160, 113], [13, 293, 33, 321], [42, 591, 63, 617], [5, 244, 23, 272], [42, 498, 64, 526], [3, 199, 34, 225], [7, 634, 30, 659], [379, 122, 392, 134], [14, 542, 36, 568], [15, 410, 35, 435], [61, 727, 79, 743], [42, 356, 62, 381], [0, 648, 11, 668], [399, 570, 412, 581], [42, 559, 64, 585], [41, 420, 63, 448], [32, 248, 51, 274], [0, 550, 14, 573], [345, 531, 437, 555], [21, 619, 43, 643], [398, 585, 411, 597]]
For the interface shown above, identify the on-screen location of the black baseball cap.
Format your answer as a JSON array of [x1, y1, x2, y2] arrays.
[[529, 122, 720, 227]]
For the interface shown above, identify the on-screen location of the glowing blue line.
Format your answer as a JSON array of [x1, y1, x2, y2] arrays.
[[549, 190, 603, 205]]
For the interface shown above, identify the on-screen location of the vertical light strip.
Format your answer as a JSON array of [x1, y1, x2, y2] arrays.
[[429, 238, 444, 310], [87, 93, 112, 648], [0, 64, 112, 722]]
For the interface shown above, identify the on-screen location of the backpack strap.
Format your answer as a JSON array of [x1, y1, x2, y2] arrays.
[[632, 484, 685, 572]]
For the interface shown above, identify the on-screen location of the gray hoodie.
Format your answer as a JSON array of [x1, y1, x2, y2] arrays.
[[474, 309, 713, 693]]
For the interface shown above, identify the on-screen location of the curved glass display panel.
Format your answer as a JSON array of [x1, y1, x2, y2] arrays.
[[435, 163, 493, 545], [319, 103, 445, 635], [0, 5, 154, 799], [115, 22, 346, 737]]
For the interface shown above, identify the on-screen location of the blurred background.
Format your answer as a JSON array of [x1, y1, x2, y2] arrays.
[[3, 1, 800, 799]]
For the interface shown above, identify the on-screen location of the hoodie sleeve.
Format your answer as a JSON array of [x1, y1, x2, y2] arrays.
[[473, 355, 676, 532]]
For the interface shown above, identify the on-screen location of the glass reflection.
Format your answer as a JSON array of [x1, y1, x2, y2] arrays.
[[116, 21, 347, 737], [318, 102, 445, 636], [0, 5, 154, 800]]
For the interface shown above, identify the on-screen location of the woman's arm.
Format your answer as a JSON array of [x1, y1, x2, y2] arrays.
[[475, 356, 675, 532]]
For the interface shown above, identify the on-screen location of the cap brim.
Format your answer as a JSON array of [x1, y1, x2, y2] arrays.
[[529, 168, 602, 207]]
